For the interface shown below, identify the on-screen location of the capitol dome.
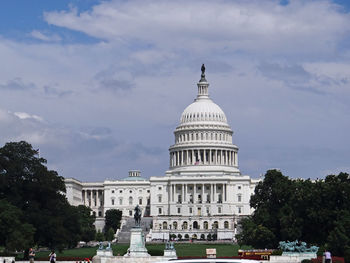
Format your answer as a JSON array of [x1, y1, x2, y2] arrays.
[[180, 98, 228, 125], [168, 65, 239, 173]]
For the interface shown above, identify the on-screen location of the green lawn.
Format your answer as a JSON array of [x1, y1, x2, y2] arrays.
[[27, 243, 251, 260]]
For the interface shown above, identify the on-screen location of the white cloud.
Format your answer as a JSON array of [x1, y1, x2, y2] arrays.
[[0, 0, 349, 180], [43, 0, 350, 56], [30, 30, 62, 42], [14, 112, 44, 122]]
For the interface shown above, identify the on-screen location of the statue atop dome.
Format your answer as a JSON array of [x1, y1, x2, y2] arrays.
[[200, 64, 207, 82]]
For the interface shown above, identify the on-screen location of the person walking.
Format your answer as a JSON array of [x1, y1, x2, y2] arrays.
[[324, 250, 332, 263], [29, 248, 35, 263], [49, 250, 56, 263]]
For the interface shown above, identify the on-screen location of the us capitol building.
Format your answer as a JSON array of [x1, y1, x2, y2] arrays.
[[65, 65, 260, 241]]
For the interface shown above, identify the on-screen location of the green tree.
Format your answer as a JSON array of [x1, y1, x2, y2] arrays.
[[327, 210, 350, 262], [239, 169, 350, 259], [105, 228, 115, 241], [0, 141, 95, 250], [95, 230, 105, 241], [0, 199, 35, 252], [104, 209, 122, 233], [75, 205, 96, 242]]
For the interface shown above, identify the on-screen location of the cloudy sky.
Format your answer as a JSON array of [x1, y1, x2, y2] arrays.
[[0, 0, 349, 182]]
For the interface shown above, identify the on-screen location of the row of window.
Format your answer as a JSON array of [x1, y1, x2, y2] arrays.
[[111, 197, 150, 206], [175, 131, 231, 143], [158, 220, 230, 230], [157, 194, 242, 203], [111, 189, 150, 194], [181, 112, 226, 123], [157, 206, 242, 215]]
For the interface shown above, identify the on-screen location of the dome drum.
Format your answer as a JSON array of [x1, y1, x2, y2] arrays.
[[169, 147, 238, 169]]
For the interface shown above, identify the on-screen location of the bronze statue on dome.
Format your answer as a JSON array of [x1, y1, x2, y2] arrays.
[[201, 64, 205, 75]]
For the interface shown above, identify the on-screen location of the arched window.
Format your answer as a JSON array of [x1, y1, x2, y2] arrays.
[[224, 221, 229, 229], [212, 221, 218, 229], [173, 221, 178, 230], [204, 221, 208, 229], [163, 221, 168, 229], [193, 221, 198, 229], [129, 196, 133, 205], [183, 221, 188, 229]]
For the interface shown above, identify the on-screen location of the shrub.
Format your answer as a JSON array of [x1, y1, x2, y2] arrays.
[[271, 249, 282, 255]]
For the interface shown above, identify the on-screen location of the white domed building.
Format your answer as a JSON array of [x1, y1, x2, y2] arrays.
[[149, 66, 259, 241], [65, 66, 259, 241]]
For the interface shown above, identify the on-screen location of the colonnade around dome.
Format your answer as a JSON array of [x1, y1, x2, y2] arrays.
[[169, 148, 238, 167]]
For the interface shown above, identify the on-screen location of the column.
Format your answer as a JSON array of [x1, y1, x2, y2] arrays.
[[194, 184, 197, 203], [86, 190, 89, 206], [213, 184, 216, 202], [93, 190, 96, 207], [209, 149, 212, 164], [202, 183, 204, 204], [182, 184, 185, 202], [181, 151, 184, 166], [204, 149, 207, 164], [224, 184, 227, 202], [198, 149, 201, 163], [192, 150, 195, 165], [171, 184, 174, 202]]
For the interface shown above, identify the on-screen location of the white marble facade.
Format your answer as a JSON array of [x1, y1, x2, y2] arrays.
[[65, 67, 259, 239]]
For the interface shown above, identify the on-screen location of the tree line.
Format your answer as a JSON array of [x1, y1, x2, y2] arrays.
[[237, 169, 350, 261], [0, 141, 96, 252]]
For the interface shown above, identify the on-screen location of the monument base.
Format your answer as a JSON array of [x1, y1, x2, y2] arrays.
[[97, 250, 114, 257], [124, 227, 150, 257], [164, 249, 177, 258], [270, 252, 317, 263]]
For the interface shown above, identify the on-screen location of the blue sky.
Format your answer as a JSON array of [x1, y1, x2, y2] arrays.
[[0, 0, 349, 181]]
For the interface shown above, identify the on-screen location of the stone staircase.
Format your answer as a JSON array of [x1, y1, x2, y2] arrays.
[[117, 217, 153, 243]]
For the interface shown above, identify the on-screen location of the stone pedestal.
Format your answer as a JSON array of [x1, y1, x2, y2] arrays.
[[97, 249, 114, 257], [164, 249, 177, 259], [270, 252, 317, 263], [124, 227, 150, 257]]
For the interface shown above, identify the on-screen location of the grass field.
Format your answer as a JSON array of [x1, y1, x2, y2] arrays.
[[27, 243, 251, 260]]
